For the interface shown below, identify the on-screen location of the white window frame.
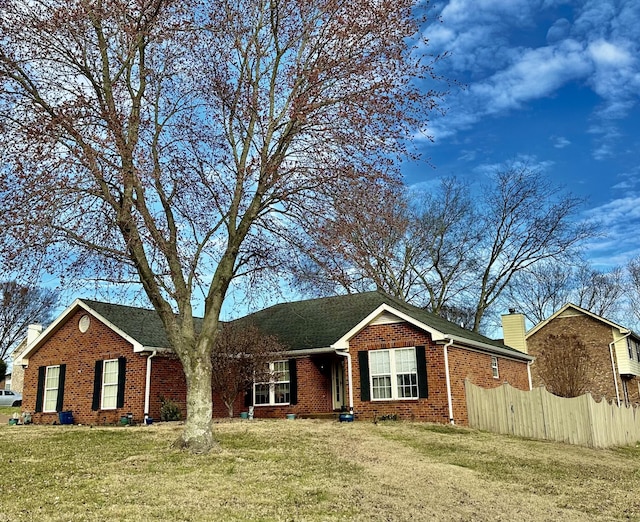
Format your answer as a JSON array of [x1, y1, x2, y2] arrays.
[[628, 338, 634, 360], [369, 348, 419, 401], [491, 356, 499, 379], [101, 359, 119, 410], [43, 365, 60, 413], [254, 360, 290, 406]]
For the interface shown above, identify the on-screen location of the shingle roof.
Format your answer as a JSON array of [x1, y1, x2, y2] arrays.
[[237, 290, 520, 355], [81, 299, 203, 349]]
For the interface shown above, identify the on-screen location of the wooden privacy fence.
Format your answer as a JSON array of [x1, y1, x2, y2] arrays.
[[465, 380, 640, 448]]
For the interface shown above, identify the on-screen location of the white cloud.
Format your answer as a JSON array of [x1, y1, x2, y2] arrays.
[[588, 39, 633, 67], [421, 0, 640, 148], [581, 194, 640, 267], [471, 41, 590, 114], [551, 136, 571, 148]]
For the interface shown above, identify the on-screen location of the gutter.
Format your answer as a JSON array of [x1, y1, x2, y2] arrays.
[[443, 337, 455, 424], [441, 334, 534, 362], [282, 347, 337, 357], [335, 350, 354, 414], [609, 333, 630, 407], [143, 350, 157, 421]]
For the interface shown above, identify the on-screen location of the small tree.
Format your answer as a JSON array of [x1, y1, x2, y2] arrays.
[[535, 333, 593, 398], [211, 322, 285, 418]]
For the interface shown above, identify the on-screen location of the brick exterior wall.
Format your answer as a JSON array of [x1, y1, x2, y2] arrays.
[[527, 314, 640, 405], [348, 322, 530, 425], [23, 309, 149, 425], [22, 308, 531, 426], [250, 356, 333, 419]]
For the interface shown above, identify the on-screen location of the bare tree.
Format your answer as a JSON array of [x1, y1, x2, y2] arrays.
[[0, 282, 58, 361], [292, 183, 416, 300], [0, 0, 442, 451], [211, 322, 284, 418], [573, 264, 624, 318], [628, 256, 640, 327], [408, 177, 482, 314], [292, 176, 481, 312], [504, 261, 624, 326], [535, 333, 593, 398], [470, 164, 593, 331], [504, 261, 574, 325]]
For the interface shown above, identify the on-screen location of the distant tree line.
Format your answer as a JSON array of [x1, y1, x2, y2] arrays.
[[291, 163, 640, 334]]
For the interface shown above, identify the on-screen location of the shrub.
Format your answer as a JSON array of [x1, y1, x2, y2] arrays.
[[159, 396, 182, 421]]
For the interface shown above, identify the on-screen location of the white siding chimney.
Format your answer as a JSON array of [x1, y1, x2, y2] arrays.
[[501, 311, 527, 354], [27, 324, 43, 346]]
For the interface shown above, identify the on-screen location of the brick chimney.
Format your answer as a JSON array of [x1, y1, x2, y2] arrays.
[[501, 309, 527, 353]]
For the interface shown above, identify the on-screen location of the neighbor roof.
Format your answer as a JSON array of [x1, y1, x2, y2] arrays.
[[526, 302, 640, 340], [237, 290, 528, 358]]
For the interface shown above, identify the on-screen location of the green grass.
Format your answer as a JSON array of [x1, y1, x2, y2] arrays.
[[1, 420, 639, 521], [0, 406, 20, 417]]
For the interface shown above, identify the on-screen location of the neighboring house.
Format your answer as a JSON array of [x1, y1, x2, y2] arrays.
[[504, 303, 640, 406], [18, 291, 533, 426], [10, 324, 43, 394], [0, 373, 9, 390]]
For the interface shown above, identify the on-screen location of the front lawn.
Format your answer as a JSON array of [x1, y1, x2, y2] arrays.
[[0, 419, 638, 521]]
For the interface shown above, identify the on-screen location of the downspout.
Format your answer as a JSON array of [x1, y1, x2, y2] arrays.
[[335, 350, 354, 414], [527, 361, 533, 391], [609, 333, 629, 407], [443, 337, 455, 424], [144, 350, 157, 421]]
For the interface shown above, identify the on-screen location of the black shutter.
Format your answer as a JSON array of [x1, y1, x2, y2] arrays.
[[55, 364, 66, 412], [416, 346, 428, 398], [244, 387, 253, 407], [35, 366, 46, 413], [358, 351, 370, 401], [91, 360, 103, 411], [288, 358, 298, 405], [116, 357, 127, 409]]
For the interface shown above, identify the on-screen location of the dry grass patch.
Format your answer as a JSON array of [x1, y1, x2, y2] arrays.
[[0, 419, 639, 521]]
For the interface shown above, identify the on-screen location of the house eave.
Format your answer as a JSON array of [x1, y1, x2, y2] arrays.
[[332, 303, 447, 349], [440, 334, 534, 362], [19, 299, 146, 365], [283, 346, 337, 357]]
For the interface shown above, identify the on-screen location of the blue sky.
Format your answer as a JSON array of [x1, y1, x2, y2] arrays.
[[407, 0, 640, 269]]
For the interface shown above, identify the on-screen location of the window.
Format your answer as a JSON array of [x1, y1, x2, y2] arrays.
[[491, 356, 499, 379], [628, 339, 634, 359], [635, 339, 640, 362], [369, 348, 418, 400], [43, 365, 61, 412], [254, 360, 290, 406], [92, 357, 126, 411], [622, 379, 630, 406], [101, 359, 119, 409]]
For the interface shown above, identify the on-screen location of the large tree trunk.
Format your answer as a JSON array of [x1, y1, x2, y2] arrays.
[[174, 345, 216, 453]]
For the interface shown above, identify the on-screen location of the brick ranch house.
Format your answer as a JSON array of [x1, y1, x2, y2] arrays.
[[17, 291, 533, 425], [503, 303, 640, 406]]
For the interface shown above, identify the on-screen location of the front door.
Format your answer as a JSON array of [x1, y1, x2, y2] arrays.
[[332, 360, 345, 410]]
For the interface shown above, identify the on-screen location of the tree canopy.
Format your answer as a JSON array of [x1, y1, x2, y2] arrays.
[[0, 0, 443, 451]]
